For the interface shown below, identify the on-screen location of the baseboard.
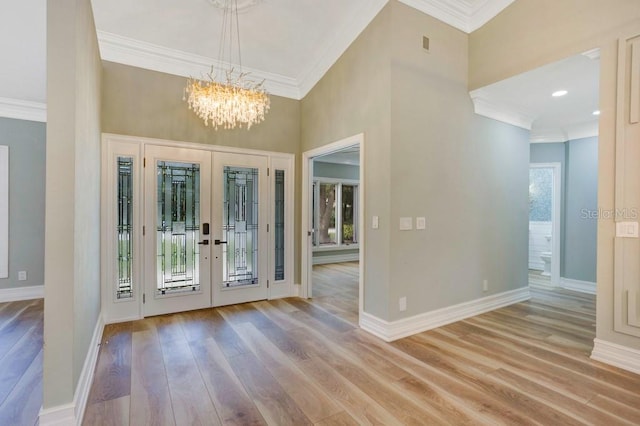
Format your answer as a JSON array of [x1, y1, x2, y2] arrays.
[[560, 278, 596, 295], [0, 285, 44, 302], [360, 286, 531, 342], [39, 313, 104, 426], [38, 404, 75, 426], [312, 253, 359, 265], [591, 338, 640, 375]]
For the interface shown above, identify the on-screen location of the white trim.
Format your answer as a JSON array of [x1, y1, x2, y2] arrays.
[[301, 133, 364, 322], [530, 121, 599, 143], [297, 0, 388, 97], [38, 404, 75, 426], [591, 338, 640, 375], [0, 97, 47, 122], [73, 314, 104, 425], [530, 129, 569, 143], [0, 145, 7, 278], [97, 31, 301, 100], [560, 278, 597, 295], [312, 253, 360, 265], [468, 91, 534, 130], [0, 285, 44, 302], [359, 287, 531, 342], [398, 0, 515, 33], [39, 314, 105, 426]]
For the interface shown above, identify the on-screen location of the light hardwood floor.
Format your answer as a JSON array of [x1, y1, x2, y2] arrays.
[[0, 298, 43, 426], [82, 264, 640, 425]]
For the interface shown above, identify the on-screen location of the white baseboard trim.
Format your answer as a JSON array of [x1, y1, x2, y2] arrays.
[[38, 404, 75, 426], [39, 313, 105, 426], [0, 285, 44, 302], [360, 286, 531, 342], [560, 278, 596, 295], [591, 338, 640, 375], [312, 253, 359, 265]]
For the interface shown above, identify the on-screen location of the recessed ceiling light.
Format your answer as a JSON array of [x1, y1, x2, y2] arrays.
[[552, 90, 568, 97], [593, 110, 601, 116]]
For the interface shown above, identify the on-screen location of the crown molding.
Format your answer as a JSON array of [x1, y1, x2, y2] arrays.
[[398, 0, 515, 33], [97, 31, 301, 100], [529, 129, 568, 143], [297, 0, 388, 98], [97, 0, 514, 101], [469, 89, 534, 130], [0, 97, 46, 122], [530, 120, 599, 143]]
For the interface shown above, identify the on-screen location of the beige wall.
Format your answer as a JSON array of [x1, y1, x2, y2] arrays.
[[471, 1, 640, 350], [102, 62, 300, 153], [301, 4, 392, 319], [44, 0, 102, 409], [387, 1, 528, 321], [469, 0, 640, 90], [102, 62, 302, 284], [302, 1, 529, 321]]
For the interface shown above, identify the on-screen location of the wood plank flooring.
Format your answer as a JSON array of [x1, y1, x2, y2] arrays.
[[84, 264, 640, 425], [0, 298, 44, 426]]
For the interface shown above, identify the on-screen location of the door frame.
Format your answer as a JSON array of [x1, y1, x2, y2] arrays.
[[529, 162, 562, 286], [301, 133, 365, 318], [100, 133, 295, 323]]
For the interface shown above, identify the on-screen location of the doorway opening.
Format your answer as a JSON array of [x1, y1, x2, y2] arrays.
[[528, 163, 561, 287], [301, 134, 364, 324]]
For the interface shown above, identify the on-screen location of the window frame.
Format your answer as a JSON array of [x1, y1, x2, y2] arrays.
[[312, 177, 359, 251]]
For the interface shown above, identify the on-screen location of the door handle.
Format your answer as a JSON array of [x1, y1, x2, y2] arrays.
[[214, 239, 227, 245], [198, 239, 209, 245]]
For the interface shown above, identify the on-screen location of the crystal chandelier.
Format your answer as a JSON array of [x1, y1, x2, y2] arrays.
[[184, 0, 270, 130]]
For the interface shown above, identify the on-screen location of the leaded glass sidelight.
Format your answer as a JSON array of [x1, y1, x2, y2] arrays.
[[223, 166, 259, 287], [117, 157, 133, 299], [274, 170, 285, 281], [156, 161, 201, 294]]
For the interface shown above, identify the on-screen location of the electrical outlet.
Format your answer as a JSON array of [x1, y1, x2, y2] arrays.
[[416, 217, 426, 230], [399, 296, 407, 312], [483, 279, 488, 292], [18, 271, 27, 281]]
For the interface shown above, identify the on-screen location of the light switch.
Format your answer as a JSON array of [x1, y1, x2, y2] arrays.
[[616, 221, 639, 238], [400, 217, 413, 231], [372, 216, 379, 229], [416, 217, 426, 230]]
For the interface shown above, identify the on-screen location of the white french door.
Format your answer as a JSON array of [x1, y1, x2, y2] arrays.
[[143, 145, 268, 316], [212, 152, 268, 307], [144, 145, 212, 316]]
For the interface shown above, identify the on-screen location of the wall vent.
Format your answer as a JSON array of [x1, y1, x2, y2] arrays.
[[422, 36, 430, 51]]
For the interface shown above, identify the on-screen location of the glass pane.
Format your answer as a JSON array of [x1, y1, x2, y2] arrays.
[[223, 166, 259, 287], [117, 157, 133, 299], [274, 170, 285, 281], [319, 183, 337, 245], [342, 185, 356, 244], [156, 161, 200, 294], [529, 168, 553, 221], [312, 182, 317, 246]]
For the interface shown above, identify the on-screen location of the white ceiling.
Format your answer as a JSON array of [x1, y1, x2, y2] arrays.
[[470, 51, 600, 142], [0, 0, 599, 141], [315, 147, 360, 166]]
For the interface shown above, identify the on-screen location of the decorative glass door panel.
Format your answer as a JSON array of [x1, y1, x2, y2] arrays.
[[222, 166, 259, 287], [144, 146, 211, 317], [156, 161, 200, 294], [213, 153, 268, 307]]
